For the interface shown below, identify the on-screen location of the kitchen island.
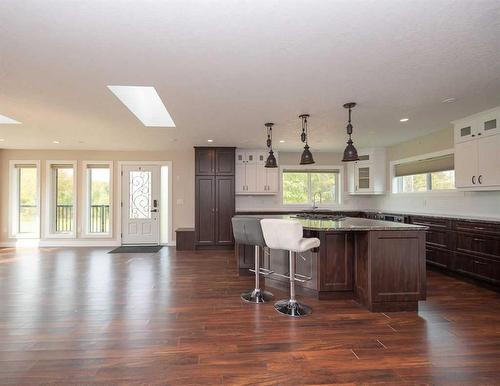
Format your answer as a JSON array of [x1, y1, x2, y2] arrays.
[[235, 215, 427, 312]]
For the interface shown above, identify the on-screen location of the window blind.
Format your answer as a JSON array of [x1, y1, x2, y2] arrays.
[[394, 154, 454, 177]]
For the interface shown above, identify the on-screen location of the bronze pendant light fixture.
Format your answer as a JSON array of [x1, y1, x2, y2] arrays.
[[264, 122, 278, 168], [299, 114, 315, 165], [342, 102, 360, 162]]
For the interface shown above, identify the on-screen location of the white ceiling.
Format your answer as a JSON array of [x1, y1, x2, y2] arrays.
[[0, 0, 499, 151]]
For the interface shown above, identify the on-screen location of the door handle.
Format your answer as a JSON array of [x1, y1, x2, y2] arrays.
[[151, 209, 158, 213], [478, 175, 483, 184], [153, 199, 158, 208], [472, 176, 476, 185]]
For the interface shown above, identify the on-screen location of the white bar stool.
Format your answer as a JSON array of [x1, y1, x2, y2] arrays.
[[260, 219, 320, 317]]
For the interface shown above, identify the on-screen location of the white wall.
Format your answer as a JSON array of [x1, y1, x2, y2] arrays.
[[237, 128, 500, 220]]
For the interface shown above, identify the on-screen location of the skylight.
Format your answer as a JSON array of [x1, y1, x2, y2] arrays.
[[107, 86, 175, 127], [0, 114, 21, 124]]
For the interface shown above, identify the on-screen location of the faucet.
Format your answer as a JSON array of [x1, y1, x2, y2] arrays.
[[312, 192, 322, 210]]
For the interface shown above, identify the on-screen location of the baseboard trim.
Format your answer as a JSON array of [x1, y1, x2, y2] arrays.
[[0, 240, 177, 248]]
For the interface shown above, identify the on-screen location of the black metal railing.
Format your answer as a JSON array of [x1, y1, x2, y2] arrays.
[[55, 204, 110, 233], [90, 205, 110, 233], [56, 205, 73, 233]]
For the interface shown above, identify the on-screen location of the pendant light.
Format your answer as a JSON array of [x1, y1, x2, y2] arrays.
[[299, 114, 315, 165], [342, 102, 360, 162], [264, 122, 278, 168]]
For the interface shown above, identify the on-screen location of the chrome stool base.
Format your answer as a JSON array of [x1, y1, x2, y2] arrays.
[[241, 289, 274, 303], [274, 299, 312, 317]]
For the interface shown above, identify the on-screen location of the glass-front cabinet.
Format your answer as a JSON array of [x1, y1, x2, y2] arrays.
[[454, 107, 499, 143], [347, 148, 386, 195]]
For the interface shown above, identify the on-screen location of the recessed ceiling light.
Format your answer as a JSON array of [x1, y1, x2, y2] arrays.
[[0, 138, 5, 142], [207, 139, 214, 143], [400, 118, 409, 122], [442, 97, 456, 103], [279, 140, 285, 143], [0, 114, 21, 124], [53, 140, 60, 144], [107, 85, 175, 127]]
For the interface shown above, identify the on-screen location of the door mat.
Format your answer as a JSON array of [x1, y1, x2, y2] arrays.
[[108, 246, 163, 254]]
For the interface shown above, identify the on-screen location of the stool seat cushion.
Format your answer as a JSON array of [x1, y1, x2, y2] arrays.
[[260, 219, 320, 252], [231, 216, 267, 247]]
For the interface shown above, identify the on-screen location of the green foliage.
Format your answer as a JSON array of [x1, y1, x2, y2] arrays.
[[283, 172, 308, 204], [283, 171, 337, 204], [56, 169, 74, 205]]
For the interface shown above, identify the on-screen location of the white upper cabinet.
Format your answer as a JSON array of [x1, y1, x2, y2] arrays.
[[235, 149, 279, 195], [347, 148, 386, 194], [453, 106, 500, 190], [453, 106, 499, 143]]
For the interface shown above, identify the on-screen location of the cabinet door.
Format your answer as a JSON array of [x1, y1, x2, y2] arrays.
[[235, 163, 246, 194], [245, 163, 258, 192], [235, 150, 246, 164], [245, 151, 258, 164], [195, 148, 215, 175], [195, 176, 215, 245], [266, 168, 279, 193], [215, 148, 235, 175], [478, 110, 499, 138], [256, 165, 267, 192], [355, 164, 371, 192], [477, 135, 500, 187], [454, 140, 478, 188], [256, 151, 267, 165], [215, 176, 235, 245], [454, 118, 478, 143]]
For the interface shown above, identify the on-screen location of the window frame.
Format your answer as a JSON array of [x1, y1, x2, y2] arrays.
[[390, 149, 456, 195], [45, 160, 78, 238], [8, 160, 41, 239], [81, 161, 114, 238], [280, 164, 343, 208]]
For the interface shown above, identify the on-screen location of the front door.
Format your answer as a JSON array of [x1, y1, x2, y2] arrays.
[[121, 165, 160, 245]]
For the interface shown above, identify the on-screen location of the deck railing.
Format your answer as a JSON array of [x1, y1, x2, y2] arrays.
[[55, 205, 110, 233]]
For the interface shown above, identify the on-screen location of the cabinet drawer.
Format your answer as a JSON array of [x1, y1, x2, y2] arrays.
[[456, 232, 500, 259], [425, 229, 451, 249], [454, 220, 500, 237], [471, 256, 500, 284], [426, 248, 451, 269], [454, 252, 500, 284], [411, 216, 452, 229]]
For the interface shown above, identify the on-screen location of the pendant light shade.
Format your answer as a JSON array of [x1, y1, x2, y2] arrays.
[[264, 122, 278, 168], [299, 114, 315, 165], [342, 102, 360, 162]]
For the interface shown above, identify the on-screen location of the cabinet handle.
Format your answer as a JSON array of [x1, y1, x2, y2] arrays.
[[472, 134, 475, 137], [474, 260, 487, 265], [472, 176, 476, 185], [478, 175, 483, 184], [478, 133, 482, 136], [473, 238, 486, 242]]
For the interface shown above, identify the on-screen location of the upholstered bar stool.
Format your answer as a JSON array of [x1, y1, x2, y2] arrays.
[[232, 217, 274, 303], [260, 219, 320, 317]]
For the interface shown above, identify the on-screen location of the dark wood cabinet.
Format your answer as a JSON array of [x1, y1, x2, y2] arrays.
[[410, 215, 500, 290], [194, 147, 235, 249], [195, 176, 216, 246], [195, 148, 215, 175], [215, 176, 235, 245]]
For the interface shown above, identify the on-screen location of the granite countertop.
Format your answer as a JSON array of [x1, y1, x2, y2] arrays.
[[235, 209, 500, 224], [235, 214, 427, 231]]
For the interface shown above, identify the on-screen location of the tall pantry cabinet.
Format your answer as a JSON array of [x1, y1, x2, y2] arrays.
[[194, 147, 235, 249]]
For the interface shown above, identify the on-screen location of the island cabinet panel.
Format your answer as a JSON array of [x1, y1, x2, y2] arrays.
[[319, 232, 354, 292], [356, 230, 426, 312]]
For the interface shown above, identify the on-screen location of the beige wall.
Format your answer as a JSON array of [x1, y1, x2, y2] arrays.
[[0, 149, 194, 244]]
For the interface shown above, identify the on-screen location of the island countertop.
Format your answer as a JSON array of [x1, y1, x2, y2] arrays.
[[234, 214, 428, 231]]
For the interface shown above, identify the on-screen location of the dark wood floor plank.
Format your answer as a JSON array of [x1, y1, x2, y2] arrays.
[[1, 246, 500, 385]]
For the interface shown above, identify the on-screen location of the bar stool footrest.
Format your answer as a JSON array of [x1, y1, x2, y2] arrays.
[[249, 268, 274, 276]]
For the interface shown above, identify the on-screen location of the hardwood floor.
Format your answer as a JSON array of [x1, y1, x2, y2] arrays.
[[0, 247, 499, 385]]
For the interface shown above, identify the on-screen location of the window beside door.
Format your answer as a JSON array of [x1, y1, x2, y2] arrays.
[[47, 161, 77, 237], [83, 162, 112, 236], [282, 169, 340, 206], [9, 161, 40, 238]]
